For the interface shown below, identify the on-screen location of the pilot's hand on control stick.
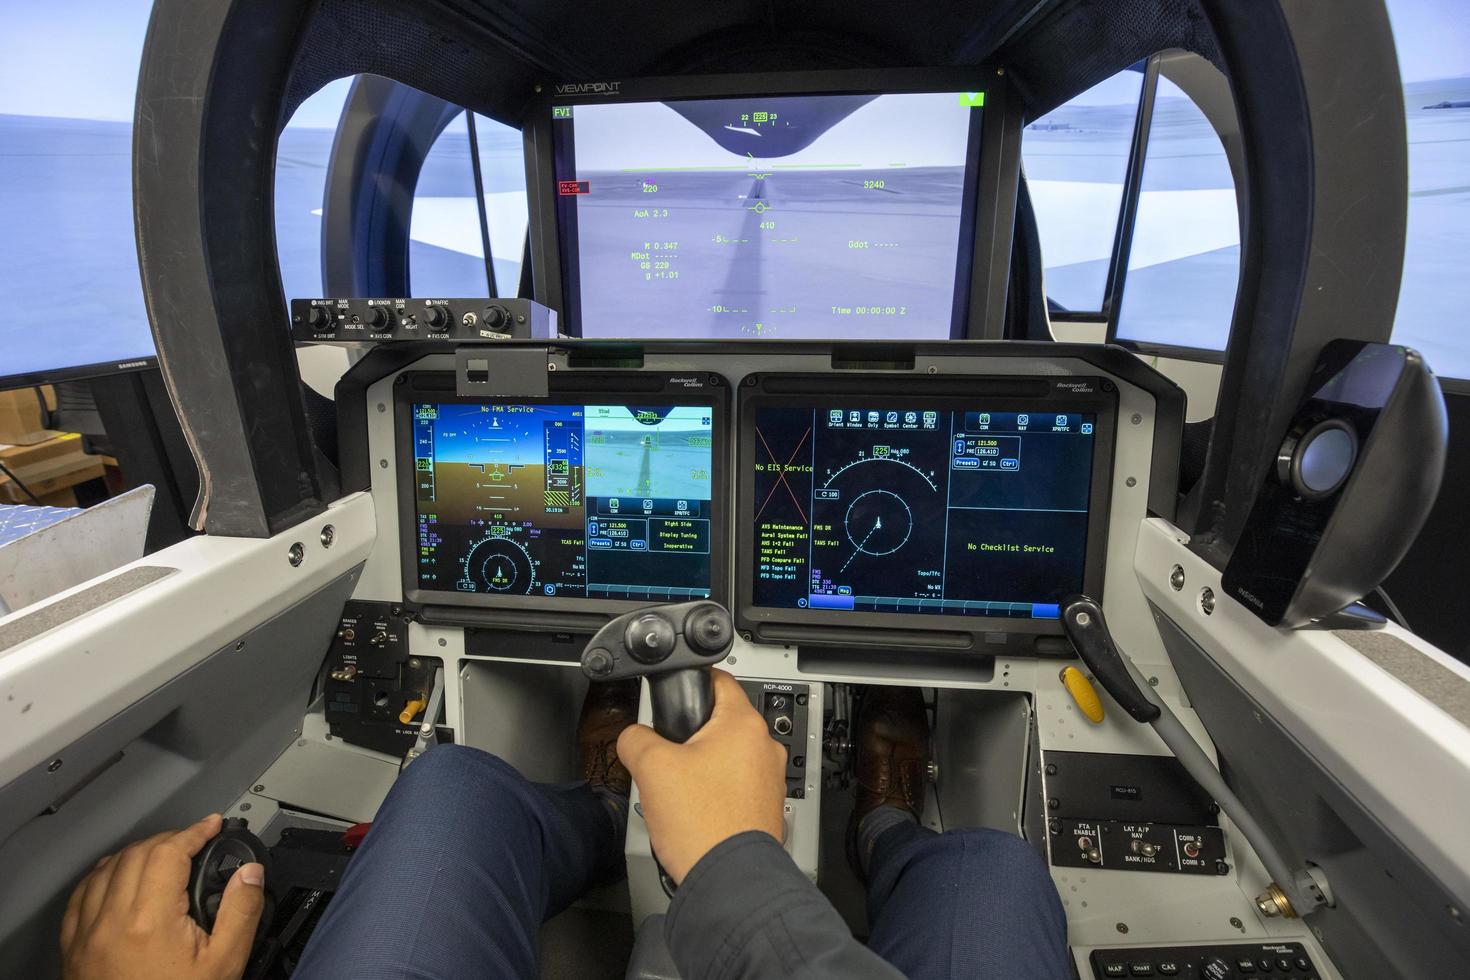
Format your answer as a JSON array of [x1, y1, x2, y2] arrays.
[[60, 813, 265, 980], [619, 668, 788, 884]]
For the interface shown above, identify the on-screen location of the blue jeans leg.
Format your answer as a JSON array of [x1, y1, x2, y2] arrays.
[[292, 744, 621, 980], [866, 819, 1070, 980]]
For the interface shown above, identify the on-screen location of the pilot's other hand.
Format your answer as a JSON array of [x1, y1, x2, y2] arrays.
[[61, 813, 265, 980], [619, 668, 787, 884]]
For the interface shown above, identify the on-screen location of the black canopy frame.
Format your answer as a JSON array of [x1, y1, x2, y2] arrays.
[[133, 0, 1407, 551]]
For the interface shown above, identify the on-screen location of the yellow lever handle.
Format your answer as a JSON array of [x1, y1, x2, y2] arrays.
[[399, 697, 428, 725], [1060, 666, 1104, 724]]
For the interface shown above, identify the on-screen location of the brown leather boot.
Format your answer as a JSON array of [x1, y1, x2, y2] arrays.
[[847, 685, 930, 878], [577, 679, 640, 798]]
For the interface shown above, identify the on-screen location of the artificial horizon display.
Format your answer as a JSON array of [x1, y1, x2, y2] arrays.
[[411, 401, 716, 602]]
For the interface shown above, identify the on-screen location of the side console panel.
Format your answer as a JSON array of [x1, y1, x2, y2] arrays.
[[741, 679, 812, 799], [1044, 751, 1228, 877], [323, 600, 441, 755], [1090, 942, 1320, 979], [0, 573, 361, 974], [1153, 605, 1470, 979]]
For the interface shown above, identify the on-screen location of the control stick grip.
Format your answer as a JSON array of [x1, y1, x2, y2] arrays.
[[649, 669, 714, 743], [1060, 594, 1161, 723], [188, 818, 273, 935], [580, 600, 733, 742]]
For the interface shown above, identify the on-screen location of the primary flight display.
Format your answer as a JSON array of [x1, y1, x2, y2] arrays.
[[411, 402, 715, 602], [750, 403, 1098, 620]]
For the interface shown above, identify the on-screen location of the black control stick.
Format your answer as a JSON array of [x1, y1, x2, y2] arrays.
[[581, 601, 734, 742], [188, 817, 274, 934]]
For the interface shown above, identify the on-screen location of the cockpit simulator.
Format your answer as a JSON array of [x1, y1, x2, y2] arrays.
[[3, 6, 1466, 980]]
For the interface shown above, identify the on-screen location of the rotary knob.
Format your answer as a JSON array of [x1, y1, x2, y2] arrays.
[[481, 305, 510, 332], [424, 304, 452, 331], [304, 305, 331, 329], [1200, 956, 1232, 980], [364, 306, 390, 328]]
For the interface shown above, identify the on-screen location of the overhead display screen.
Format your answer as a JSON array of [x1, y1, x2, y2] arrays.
[[410, 401, 715, 602], [549, 90, 986, 339], [750, 403, 1100, 620]]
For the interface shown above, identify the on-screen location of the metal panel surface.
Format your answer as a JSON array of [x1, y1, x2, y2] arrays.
[[0, 570, 359, 974], [0, 487, 153, 614], [1135, 517, 1470, 909], [459, 659, 588, 784], [933, 688, 1031, 833], [0, 492, 376, 788], [1154, 607, 1469, 979], [251, 708, 402, 825]]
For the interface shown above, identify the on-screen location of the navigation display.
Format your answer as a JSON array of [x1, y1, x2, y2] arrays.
[[409, 401, 716, 603], [549, 90, 986, 339], [749, 401, 1103, 621]]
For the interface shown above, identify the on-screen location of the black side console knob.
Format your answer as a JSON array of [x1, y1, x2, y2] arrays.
[[188, 818, 273, 935], [305, 305, 331, 328]]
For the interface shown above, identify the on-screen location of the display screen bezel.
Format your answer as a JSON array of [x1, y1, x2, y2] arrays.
[[394, 371, 729, 614], [735, 373, 1117, 645], [523, 66, 1019, 341]]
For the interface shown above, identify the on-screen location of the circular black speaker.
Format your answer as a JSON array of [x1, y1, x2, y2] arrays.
[[1278, 418, 1358, 500]]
